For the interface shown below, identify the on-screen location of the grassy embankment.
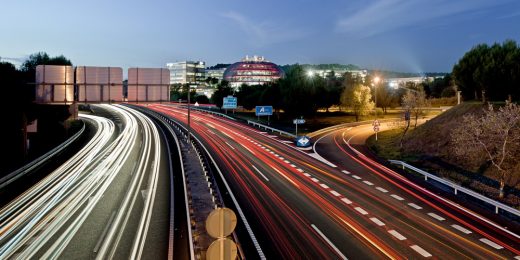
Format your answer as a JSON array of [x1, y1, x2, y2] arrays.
[[366, 102, 520, 207]]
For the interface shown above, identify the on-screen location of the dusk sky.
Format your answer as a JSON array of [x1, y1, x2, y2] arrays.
[[1, 0, 520, 73]]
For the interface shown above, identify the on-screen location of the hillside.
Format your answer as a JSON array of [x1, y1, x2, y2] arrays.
[[402, 102, 484, 158], [367, 102, 520, 207]]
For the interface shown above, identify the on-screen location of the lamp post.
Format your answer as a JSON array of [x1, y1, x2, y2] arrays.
[[373, 76, 380, 119]]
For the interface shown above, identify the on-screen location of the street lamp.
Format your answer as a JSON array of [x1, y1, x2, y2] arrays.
[[307, 70, 314, 78], [373, 76, 381, 119]]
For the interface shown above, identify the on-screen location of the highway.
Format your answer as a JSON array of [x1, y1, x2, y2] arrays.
[[148, 104, 520, 259], [0, 105, 170, 259]]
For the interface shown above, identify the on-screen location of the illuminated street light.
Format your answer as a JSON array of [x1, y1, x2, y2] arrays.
[[307, 70, 314, 77]]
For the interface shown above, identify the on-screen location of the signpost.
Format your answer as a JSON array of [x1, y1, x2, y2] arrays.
[[222, 96, 237, 114], [293, 117, 305, 136], [255, 106, 273, 124], [373, 119, 380, 141]]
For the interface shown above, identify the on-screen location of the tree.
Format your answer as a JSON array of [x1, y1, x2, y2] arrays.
[[210, 80, 233, 108], [340, 82, 374, 122], [452, 40, 520, 102], [195, 94, 210, 104], [375, 84, 397, 114], [236, 84, 263, 110], [451, 102, 520, 198], [279, 64, 317, 116]]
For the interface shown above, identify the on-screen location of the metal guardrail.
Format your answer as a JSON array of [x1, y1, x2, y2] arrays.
[[247, 120, 296, 138], [182, 106, 236, 121], [389, 160, 520, 217], [0, 121, 86, 190]]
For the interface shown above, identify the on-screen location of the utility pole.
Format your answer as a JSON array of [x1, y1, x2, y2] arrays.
[[187, 84, 191, 144]]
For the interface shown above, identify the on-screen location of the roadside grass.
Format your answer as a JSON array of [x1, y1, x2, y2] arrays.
[[365, 102, 520, 208]]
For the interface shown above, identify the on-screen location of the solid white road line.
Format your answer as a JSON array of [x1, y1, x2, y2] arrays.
[[410, 245, 432, 258], [407, 203, 422, 210], [479, 238, 503, 250], [330, 190, 341, 197], [363, 181, 374, 186], [251, 165, 269, 182], [427, 213, 445, 221], [370, 218, 385, 226], [451, 224, 472, 234], [376, 187, 388, 193], [311, 224, 348, 260], [341, 198, 353, 204], [388, 230, 407, 240], [390, 194, 404, 201], [354, 207, 368, 215]]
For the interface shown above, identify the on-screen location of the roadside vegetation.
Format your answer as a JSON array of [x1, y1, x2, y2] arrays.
[[367, 40, 520, 207]]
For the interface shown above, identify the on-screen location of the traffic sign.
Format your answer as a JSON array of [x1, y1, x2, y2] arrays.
[[206, 238, 238, 260], [373, 126, 380, 132], [255, 106, 273, 116], [293, 119, 305, 124], [205, 208, 237, 238], [295, 136, 312, 147], [222, 96, 237, 109], [372, 119, 380, 126]]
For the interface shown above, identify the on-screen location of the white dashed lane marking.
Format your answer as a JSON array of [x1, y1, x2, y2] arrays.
[[297, 169, 304, 173], [341, 170, 350, 174], [341, 198, 352, 204], [427, 213, 445, 221], [410, 245, 432, 258], [370, 217, 385, 226], [320, 183, 329, 189], [363, 181, 374, 186], [352, 175, 362, 180], [251, 165, 269, 182], [390, 194, 404, 201], [355, 207, 368, 215], [330, 190, 341, 197], [451, 224, 472, 234], [479, 238, 503, 250], [303, 173, 311, 177], [376, 187, 388, 193], [407, 203, 422, 210], [311, 178, 319, 182], [388, 230, 407, 241]]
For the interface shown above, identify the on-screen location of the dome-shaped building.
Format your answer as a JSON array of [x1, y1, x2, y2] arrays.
[[224, 55, 284, 88]]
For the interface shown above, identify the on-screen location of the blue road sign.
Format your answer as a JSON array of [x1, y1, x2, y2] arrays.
[[223, 96, 237, 109], [295, 136, 312, 147], [255, 106, 273, 116]]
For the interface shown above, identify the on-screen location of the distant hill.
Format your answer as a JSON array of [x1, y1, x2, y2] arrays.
[[206, 63, 230, 70], [280, 63, 360, 73]]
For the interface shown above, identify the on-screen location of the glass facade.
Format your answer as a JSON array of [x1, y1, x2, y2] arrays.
[[166, 61, 205, 85], [223, 56, 284, 88]]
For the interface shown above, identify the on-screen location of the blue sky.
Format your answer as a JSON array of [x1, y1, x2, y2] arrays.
[[1, 0, 519, 73]]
